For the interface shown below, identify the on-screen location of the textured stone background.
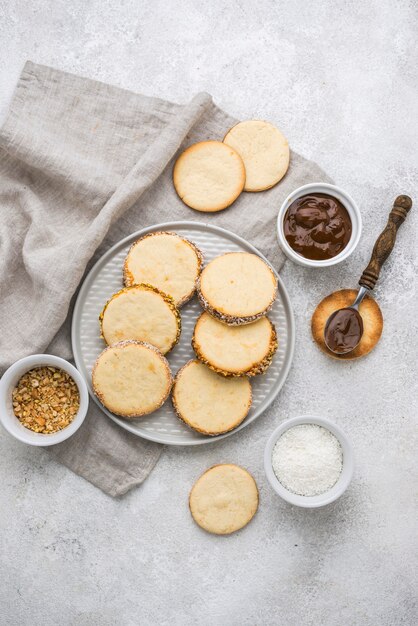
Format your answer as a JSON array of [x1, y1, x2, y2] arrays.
[[0, 1, 417, 625]]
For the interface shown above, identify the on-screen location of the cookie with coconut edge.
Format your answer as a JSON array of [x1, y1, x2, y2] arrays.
[[92, 340, 172, 418], [123, 231, 203, 307], [197, 252, 277, 325], [172, 360, 252, 435], [192, 312, 278, 377], [99, 284, 181, 355]]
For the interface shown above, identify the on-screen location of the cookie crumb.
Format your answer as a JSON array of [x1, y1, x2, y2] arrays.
[[12, 367, 80, 433]]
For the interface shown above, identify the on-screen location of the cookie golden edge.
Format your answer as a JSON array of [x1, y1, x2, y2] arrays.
[[196, 284, 276, 325], [196, 253, 278, 325], [172, 140, 246, 213], [311, 289, 383, 360], [192, 313, 278, 377], [91, 339, 173, 418], [223, 120, 290, 192], [189, 464, 259, 535], [99, 283, 182, 354], [171, 359, 252, 436], [123, 231, 204, 307]]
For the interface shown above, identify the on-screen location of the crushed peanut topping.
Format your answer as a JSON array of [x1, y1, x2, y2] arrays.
[[12, 366, 80, 434]]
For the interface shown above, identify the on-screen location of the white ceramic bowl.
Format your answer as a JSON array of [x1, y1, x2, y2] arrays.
[[0, 354, 89, 446], [277, 182, 362, 267], [264, 415, 354, 508]]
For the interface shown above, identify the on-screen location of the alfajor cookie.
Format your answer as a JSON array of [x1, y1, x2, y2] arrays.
[[223, 120, 290, 191], [123, 231, 203, 307], [173, 140, 245, 212], [311, 289, 383, 360], [197, 252, 277, 325], [192, 312, 278, 377], [189, 464, 259, 535], [92, 340, 172, 417], [99, 284, 181, 355], [172, 360, 252, 435]]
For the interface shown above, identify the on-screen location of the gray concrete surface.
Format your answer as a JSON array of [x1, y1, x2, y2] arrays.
[[0, 1, 417, 625]]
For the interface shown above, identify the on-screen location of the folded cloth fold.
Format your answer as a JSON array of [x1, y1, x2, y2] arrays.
[[0, 61, 331, 496]]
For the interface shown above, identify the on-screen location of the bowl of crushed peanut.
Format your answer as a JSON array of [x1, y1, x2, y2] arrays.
[[0, 354, 88, 446]]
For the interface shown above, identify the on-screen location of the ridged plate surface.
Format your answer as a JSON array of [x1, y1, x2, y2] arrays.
[[71, 221, 295, 446]]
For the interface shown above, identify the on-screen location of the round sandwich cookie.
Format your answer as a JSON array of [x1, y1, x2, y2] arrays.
[[189, 464, 259, 535], [173, 140, 245, 212], [311, 289, 383, 360], [99, 284, 181, 355], [223, 120, 290, 192], [172, 360, 252, 436], [123, 231, 203, 307], [92, 340, 172, 418], [197, 252, 278, 325], [192, 312, 278, 377]]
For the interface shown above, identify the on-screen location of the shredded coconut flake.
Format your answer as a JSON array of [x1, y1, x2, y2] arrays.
[[272, 424, 343, 496]]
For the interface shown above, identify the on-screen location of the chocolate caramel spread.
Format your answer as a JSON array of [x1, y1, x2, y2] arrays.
[[284, 193, 352, 260], [324, 308, 363, 354]]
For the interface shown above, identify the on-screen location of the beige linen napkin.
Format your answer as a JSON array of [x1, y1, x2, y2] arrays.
[[0, 61, 331, 496]]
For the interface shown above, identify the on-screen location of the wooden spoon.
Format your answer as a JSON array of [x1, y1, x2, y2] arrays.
[[324, 195, 412, 355]]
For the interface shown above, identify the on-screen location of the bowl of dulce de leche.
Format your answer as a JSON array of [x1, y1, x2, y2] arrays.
[[277, 182, 362, 267]]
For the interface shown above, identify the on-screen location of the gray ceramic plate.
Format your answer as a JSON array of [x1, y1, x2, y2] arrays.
[[71, 221, 295, 446]]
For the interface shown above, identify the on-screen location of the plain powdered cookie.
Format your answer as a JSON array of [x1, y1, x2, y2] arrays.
[[92, 340, 172, 418], [123, 231, 203, 307], [223, 120, 290, 191], [172, 360, 252, 435], [192, 312, 278, 377], [173, 141, 245, 212], [189, 464, 259, 535], [311, 289, 383, 360], [99, 284, 181, 354], [197, 252, 278, 324]]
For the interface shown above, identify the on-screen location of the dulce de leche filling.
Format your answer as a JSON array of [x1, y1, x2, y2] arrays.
[[324, 308, 363, 354], [283, 193, 352, 260]]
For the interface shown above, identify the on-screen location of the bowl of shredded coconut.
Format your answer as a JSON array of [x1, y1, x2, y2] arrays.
[[264, 415, 354, 507]]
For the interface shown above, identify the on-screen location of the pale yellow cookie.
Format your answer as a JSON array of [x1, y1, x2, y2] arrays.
[[197, 252, 278, 324], [92, 340, 172, 418], [189, 464, 259, 535], [173, 140, 245, 212], [99, 284, 181, 354], [172, 360, 252, 435], [223, 120, 290, 191], [192, 312, 278, 377], [124, 232, 203, 307]]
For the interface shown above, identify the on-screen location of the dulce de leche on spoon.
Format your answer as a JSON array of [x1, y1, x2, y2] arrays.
[[324, 195, 412, 355]]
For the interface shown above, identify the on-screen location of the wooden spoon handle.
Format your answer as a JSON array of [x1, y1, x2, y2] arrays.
[[359, 195, 412, 290]]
